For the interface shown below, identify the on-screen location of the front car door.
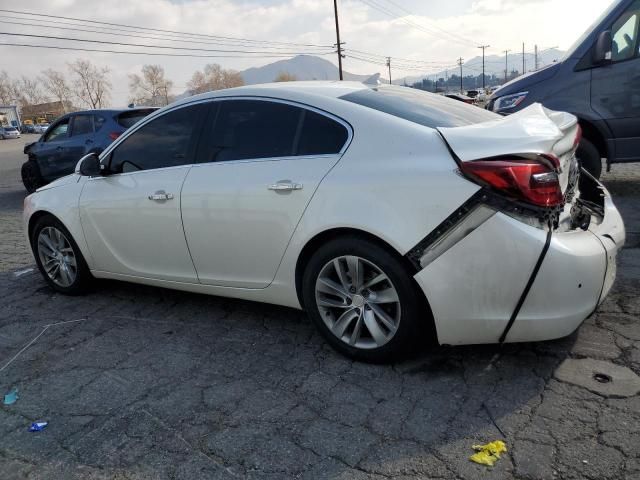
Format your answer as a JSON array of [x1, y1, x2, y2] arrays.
[[181, 98, 351, 288], [592, 0, 640, 162], [33, 117, 72, 181], [79, 103, 207, 282]]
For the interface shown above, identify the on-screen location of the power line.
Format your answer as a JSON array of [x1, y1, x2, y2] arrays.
[[0, 42, 332, 58], [0, 8, 332, 48], [0, 32, 334, 56], [0, 16, 332, 51]]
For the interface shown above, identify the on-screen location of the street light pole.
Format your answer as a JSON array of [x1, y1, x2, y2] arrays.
[[457, 57, 464, 93], [477, 45, 490, 90], [503, 49, 511, 83], [386, 57, 392, 84]]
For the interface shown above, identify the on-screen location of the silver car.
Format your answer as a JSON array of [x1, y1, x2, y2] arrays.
[[0, 126, 20, 139]]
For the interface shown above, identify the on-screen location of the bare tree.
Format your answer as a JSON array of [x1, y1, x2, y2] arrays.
[[274, 72, 297, 82], [16, 76, 49, 105], [129, 64, 174, 106], [0, 71, 15, 104], [187, 64, 243, 94], [68, 59, 112, 109], [41, 68, 73, 112]]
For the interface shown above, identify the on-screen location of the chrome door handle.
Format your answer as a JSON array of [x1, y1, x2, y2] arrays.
[[268, 181, 303, 191], [148, 190, 174, 201]]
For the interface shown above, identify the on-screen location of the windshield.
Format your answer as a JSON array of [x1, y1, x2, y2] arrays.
[[563, 0, 623, 59], [340, 85, 498, 128]]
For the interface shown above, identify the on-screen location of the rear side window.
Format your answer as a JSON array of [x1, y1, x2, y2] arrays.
[[199, 100, 348, 163], [340, 85, 498, 128], [297, 110, 348, 156], [117, 109, 157, 128], [109, 104, 204, 173], [71, 115, 93, 136], [94, 115, 106, 131]]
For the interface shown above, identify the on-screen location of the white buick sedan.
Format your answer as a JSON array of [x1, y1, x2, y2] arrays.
[[23, 82, 625, 362]]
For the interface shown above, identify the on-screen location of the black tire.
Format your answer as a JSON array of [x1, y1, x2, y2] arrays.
[[302, 236, 427, 363], [21, 160, 45, 194], [31, 215, 93, 295], [576, 137, 602, 179]]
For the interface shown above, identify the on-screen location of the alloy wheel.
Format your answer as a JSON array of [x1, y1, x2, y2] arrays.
[[36, 226, 78, 287], [315, 255, 401, 349]]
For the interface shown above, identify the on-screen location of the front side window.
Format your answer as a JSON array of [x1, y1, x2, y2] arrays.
[[109, 104, 204, 173], [44, 119, 70, 142], [71, 115, 94, 136], [612, 1, 640, 61], [200, 100, 349, 163]]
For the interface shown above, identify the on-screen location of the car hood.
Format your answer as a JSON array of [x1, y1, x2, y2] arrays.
[[490, 62, 561, 99], [36, 174, 80, 192], [438, 103, 579, 192]]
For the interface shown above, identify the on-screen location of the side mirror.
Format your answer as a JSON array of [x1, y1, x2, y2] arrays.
[[593, 30, 612, 64], [75, 153, 102, 176]]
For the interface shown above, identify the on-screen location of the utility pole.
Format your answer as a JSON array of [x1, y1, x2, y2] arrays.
[[333, 0, 343, 80], [477, 45, 490, 90], [522, 42, 525, 75], [503, 49, 511, 83], [386, 57, 392, 84], [457, 57, 464, 93], [534, 44, 539, 70]]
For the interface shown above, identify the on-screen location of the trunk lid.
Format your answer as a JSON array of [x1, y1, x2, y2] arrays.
[[437, 103, 580, 194]]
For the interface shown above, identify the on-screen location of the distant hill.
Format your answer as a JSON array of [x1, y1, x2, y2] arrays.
[[396, 48, 565, 86], [240, 55, 377, 84]]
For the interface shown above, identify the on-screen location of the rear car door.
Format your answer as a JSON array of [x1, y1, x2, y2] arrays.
[[181, 98, 351, 288], [591, 0, 640, 161], [79, 103, 207, 282], [64, 114, 95, 171]]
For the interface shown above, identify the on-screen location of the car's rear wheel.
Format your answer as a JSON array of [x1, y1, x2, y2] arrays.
[[31, 215, 92, 295], [21, 161, 45, 193], [576, 137, 602, 179], [302, 236, 425, 363]]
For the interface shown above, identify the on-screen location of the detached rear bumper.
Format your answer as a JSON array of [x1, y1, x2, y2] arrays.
[[413, 185, 624, 346]]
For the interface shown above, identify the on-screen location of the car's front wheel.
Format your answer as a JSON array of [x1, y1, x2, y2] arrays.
[[21, 161, 45, 193], [302, 236, 426, 363], [31, 215, 92, 295]]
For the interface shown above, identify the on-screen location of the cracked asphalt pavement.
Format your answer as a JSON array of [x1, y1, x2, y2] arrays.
[[1, 138, 639, 479]]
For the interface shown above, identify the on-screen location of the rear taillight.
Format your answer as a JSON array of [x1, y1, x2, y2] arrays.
[[109, 131, 122, 141], [460, 159, 563, 207]]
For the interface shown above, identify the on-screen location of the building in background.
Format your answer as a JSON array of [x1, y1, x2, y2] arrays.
[[0, 105, 21, 130], [20, 101, 71, 125]]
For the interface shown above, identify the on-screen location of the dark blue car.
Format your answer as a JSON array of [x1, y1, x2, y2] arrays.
[[22, 107, 157, 192]]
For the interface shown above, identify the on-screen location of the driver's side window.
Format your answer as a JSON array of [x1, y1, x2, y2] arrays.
[[612, 0, 640, 61], [109, 103, 204, 174], [44, 119, 70, 143]]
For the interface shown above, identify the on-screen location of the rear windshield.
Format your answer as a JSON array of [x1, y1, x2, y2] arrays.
[[340, 85, 499, 128], [117, 109, 157, 128]]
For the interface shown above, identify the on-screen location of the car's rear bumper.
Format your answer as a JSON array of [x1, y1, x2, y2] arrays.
[[413, 186, 624, 346]]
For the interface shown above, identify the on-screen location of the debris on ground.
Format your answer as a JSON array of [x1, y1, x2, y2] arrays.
[[3, 387, 18, 405], [28, 421, 48, 432], [469, 440, 507, 466]]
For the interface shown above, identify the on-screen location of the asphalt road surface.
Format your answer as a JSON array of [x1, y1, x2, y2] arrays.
[[1, 137, 639, 480]]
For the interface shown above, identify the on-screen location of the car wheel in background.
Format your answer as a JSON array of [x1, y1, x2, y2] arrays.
[[302, 236, 426, 363], [31, 215, 93, 295], [576, 138, 602, 179], [21, 161, 45, 193]]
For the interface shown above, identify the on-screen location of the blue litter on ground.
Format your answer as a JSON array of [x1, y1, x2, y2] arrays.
[[3, 387, 18, 405], [28, 421, 48, 432]]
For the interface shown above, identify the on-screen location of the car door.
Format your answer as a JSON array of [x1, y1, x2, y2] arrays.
[[60, 114, 96, 174], [592, 0, 640, 161], [33, 117, 72, 179], [181, 98, 351, 288], [79, 102, 207, 282]]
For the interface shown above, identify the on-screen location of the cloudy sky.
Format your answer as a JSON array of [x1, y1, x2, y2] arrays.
[[0, 0, 617, 105]]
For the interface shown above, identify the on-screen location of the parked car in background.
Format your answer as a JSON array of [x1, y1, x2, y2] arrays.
[[466, 89, 487, 102], [487, 0, 640, 178], [23, 82, 624, 362], [21, 107, 157, 192], [22, 124, 36, 134], [445, 93, 475, 104], [0, 126, 21, 139]]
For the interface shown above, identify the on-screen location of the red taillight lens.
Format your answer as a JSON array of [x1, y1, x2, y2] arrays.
[[460, 159, 563, 207], [109, 131, 122, 141]]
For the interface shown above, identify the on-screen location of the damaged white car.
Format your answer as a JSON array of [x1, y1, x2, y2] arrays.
[[23, 82, 625, 362]]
